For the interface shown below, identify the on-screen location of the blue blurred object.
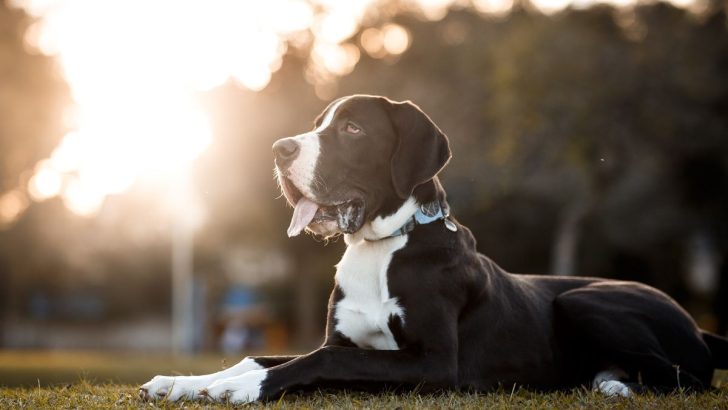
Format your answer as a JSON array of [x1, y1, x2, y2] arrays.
[[220, 286, 266, 353], [222, 286, 258, 309], [28, 291, 105, 321]]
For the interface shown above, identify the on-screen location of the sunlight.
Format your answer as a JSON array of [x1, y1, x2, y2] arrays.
[[12, 0, 302, 218], [29, 92, 212, 217]]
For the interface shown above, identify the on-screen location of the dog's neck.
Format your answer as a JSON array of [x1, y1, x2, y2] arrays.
[[344, 179, 449, 245]]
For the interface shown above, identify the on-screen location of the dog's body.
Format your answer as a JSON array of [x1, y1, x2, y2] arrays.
[[141, 95, 728, 403]]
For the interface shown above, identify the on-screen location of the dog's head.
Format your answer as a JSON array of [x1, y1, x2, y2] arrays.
[[273, 95, 451, 238]]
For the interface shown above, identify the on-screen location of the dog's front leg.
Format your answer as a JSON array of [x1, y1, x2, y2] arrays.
[[139, 355, 298, 401], [204, 345, 458, 404]]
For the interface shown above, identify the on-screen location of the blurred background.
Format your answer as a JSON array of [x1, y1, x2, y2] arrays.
[[1, 0, 727, 386]]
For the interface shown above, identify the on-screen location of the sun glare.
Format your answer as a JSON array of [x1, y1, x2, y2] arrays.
[[11, 0, 316, 219]]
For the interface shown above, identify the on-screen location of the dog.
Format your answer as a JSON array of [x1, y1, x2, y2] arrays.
[[141, 94, 728, 404]]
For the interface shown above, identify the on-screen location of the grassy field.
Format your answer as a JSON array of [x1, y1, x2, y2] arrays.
[[2, 381, 728, 409], [1, 351, 727, 409]]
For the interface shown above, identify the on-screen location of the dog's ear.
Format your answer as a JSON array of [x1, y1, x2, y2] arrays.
[[388, 100, 451, 199], [312, 111, 325, 129]]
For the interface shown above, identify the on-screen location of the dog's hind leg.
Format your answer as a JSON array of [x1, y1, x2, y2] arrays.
[[554, 282, 714, 393], [592, 368, 629, 396]]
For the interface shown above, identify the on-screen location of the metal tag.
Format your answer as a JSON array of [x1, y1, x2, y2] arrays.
[[444, 219, 457, 232], [420, 202, 440, 218]]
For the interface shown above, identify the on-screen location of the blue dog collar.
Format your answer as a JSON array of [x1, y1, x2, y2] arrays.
[[389, 200, 456, 237]]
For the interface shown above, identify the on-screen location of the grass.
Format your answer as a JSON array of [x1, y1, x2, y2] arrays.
[[1, 351, 727, 409], [2, 382, 728, 409]]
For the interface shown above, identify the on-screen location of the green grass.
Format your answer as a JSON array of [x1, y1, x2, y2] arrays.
[[2, 382, 728, 409], [1, 351, 727, 409]]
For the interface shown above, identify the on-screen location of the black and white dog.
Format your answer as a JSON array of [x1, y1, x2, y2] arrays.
[[141, 94, 728, 404]]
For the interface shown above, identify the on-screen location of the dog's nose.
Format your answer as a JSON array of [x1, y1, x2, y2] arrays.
[[273, 138, 300, 167]]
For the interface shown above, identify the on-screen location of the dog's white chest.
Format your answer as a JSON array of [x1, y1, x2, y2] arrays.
[[334, 236, 407, 350]]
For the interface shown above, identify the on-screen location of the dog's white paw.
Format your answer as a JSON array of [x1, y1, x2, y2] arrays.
[[139, 375, 209, 401], [203, 369, 268, 404], [596, 380, 632, 398]]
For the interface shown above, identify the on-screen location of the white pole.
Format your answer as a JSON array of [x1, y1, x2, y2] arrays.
[[171, 173, 197, 354]]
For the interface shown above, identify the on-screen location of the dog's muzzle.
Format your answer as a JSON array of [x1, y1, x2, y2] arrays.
[[274, 138, 365, 237]]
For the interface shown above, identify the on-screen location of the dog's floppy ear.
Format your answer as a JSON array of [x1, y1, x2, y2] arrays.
[[388, 100, 451, 199]]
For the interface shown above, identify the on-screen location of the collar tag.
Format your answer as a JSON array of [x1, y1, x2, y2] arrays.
[[414, 202, 443, 224], [389, 200, 452, 237], [444, 219, 458, 232]]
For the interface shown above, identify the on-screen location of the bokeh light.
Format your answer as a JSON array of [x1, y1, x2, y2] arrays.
[[0, 190, 29, 226], [473, 0, 514, 16], [360, 24, 411, 59], [381, 24, 410, 55], [28, 161, 63, 201]]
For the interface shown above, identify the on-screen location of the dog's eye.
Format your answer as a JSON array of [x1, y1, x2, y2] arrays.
[[345, 122, 361, 134]]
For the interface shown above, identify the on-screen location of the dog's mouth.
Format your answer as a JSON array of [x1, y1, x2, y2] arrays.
[[280, 176, 364, 237]]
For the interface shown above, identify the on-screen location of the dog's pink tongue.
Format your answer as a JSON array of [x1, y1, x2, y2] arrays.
[[287, 197, 319, 237]]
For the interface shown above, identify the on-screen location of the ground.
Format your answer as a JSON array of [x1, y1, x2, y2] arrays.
[[3, 382, 728, 409], [1, 351, 727, 409]]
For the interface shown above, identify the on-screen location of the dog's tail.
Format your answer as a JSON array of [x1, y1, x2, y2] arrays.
[[702, 331, 728, 369]]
